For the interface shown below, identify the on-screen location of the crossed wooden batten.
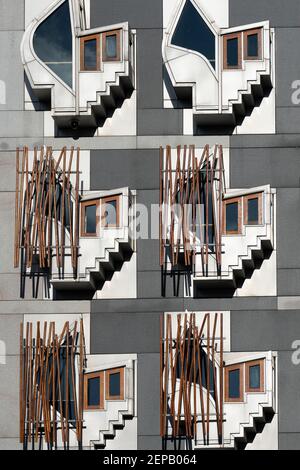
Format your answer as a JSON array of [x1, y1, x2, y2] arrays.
[[14, 146, 81, 274], [19, 319, 86, 450], [160, 313, 224, 447], [159, 145, 225, 276]]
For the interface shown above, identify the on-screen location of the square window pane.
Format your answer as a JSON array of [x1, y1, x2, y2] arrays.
[[247, 33, 259, 58], [229, 369, 240, 399], [88, 376, 100, 406], [85, 204, 97, 234], [248, 198, 259, 224], [103, 200, 117, 226], [249, 365, 261, 389], [226, 202, 239, 232], [227, 37, 239, 66], [109, 372, 121, 397], [84, 38, 97, 70], [106, 34, 117, 58]]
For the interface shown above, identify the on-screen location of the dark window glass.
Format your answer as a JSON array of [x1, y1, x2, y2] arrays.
[[103, 200, 117, 226], [249, 365, 260, 389], [33, 0, 73, 88], [106, 35, 117, 59], [88, 376, 100, 406], [171, 0, 216, 69], [247, 198, 259, 224], [109, 372, 121, 397], [247, 33, 259, 58], [229, 369, 240, 399], [85, 204, 97, 234], [227, 37, 239, 67], [226, 202, 239, 232], [84, 38, 97, 70]]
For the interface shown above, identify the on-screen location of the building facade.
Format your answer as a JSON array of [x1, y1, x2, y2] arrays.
[[0, 0, 300, 450]]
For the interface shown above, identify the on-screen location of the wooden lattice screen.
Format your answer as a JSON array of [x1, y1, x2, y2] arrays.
[[20, 319, 86, 450], [159, 145, 225, 276], [14, 146, 80, 273], [160, 313, 224, 447]]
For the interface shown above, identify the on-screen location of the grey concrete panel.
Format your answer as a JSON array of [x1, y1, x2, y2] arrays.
[[90, 312, 161, 354], [90, 0, 162, 30], [230, 134, 300, 149], [0, 152, 16, 192], [229, 0, 300, 28], [137, 29, 164, 110], [0, 315, 23, 356], [278, 351, 300, 434], [137, 354, 160, 437], [0, 300, 90, 315], [0, 357, 19, 438], [137, 436, 161, 450], [279, 433, 300, 450], [231, 310, 300, 351], [0, 32, 24, 111], [278, 297, 300, 310], [138, 109, 183, 136], [90, 297, 277, 314], [0, 439, 22, 450], [278, 270, 300, 296], [0, 111, 43, 138], [90, 149, 159, 191], [184, 297, 277, 312], [0, 192, 18, 275], [277, 189, 300, 269], [277, 108, 300, 134], [0, 0, 24, 30], [137, 240, 160, 272], [230, 148, 300, 189], [275, 28, 300, 108], [91, 298, 184, 314]]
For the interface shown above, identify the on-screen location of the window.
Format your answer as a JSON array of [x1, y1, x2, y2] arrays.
[[101, 196, 120, 228], [80, 34, 100, 71], [105, 368, 125, 400], [84, 371, 104, 410], [244, 193, 262, 225], [103, 30, 121, 62], [244, 28, 262, 60], [223, 33, 241, 69], [171, 0, 216, 69], [225, 364, 244, 402], [81, 200, 99, 237], [245, 359, 264, 393], [223, 197, 242, 235], [33, 0, 73, 88]]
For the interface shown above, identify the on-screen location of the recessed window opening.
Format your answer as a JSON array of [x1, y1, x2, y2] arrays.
[[171, 0, 216, 69], [33, 0, 73, 87]]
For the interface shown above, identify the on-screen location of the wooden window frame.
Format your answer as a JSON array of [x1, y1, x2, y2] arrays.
[[80, 34, 101, 71], [224, 363, 244, 403], [105, 367, 125, 401], [84, 371, 104, 410], [244, 28, 263, 61], [243, 192, 263, 226], [245, 359, 265, 393], [223, 197, 242, 235], [80, 199, 100, 237], [223, 32, 242, 70], [101, 195, 120, 228], [102, 29, 122, 62]]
